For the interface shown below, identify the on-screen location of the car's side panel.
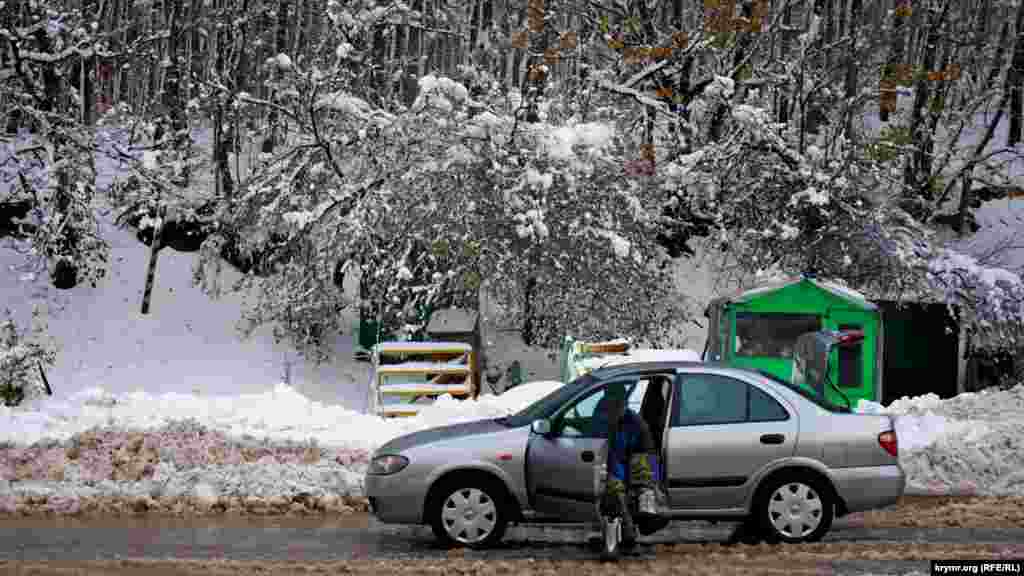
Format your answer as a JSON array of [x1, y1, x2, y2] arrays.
[[664, 420, 799, 510], [525, 434, 605, 521]]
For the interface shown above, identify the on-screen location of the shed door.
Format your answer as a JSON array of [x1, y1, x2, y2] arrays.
[[825, 309, 875, 405]]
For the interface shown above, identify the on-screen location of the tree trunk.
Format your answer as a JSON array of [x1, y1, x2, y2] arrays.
[[141, 207, 167, 315], [512, 1, 526, 88], [78, 0, 99, 125], [823, 0, 835, 71], [481, 0, 493, 73], [879, 0, 908, 123], [984, 21, 1011, 93], [955, 1, 1024, 234], [235, 0, 252, 94], [974, 0, 993, 78], [401, 0, 422, 106], [837, 0, 847, 44], [779, 2, 792, 125], [264, 0, 290, 153], [844, 0, 861, 138], [522, 0, 548, 119], [1008, 4, 1024, 146], [163, 0, 184, 132], [522, 277, 537, 346], [904, 1, 950, 199], [372, 23, 388, 97]]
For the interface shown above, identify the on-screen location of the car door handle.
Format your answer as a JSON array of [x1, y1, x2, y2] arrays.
[[581, 450, 595, 462], [760, 434, 785, 445]]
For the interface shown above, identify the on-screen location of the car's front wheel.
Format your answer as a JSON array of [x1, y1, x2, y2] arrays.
[[428, 478, 509, 549], [754, 473, 834, 544]]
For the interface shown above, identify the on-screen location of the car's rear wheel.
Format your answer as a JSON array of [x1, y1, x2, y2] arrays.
[[428, 478, 509, 549], [754, 473, 834, 544]]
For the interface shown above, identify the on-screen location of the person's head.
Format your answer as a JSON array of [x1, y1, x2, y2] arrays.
[[604, 381, 627, 421]]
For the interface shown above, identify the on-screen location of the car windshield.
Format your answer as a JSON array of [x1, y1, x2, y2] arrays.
[[498, 374, 595, 428], [755, 369, 852, 413]]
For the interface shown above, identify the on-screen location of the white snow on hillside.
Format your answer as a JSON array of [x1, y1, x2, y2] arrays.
[[1, 381, 1022, 517]]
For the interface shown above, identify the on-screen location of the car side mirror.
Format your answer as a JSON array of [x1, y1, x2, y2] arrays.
[[531, 419, 552, 436]]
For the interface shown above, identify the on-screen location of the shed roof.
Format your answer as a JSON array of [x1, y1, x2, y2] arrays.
[[706, 276, 878, 313], [426, 308, 479, 334]]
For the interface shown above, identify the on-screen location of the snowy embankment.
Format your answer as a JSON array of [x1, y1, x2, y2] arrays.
[[1, 381, 1022, 517], [858, 384, 1024, 496], [0, 381, 563, 517]]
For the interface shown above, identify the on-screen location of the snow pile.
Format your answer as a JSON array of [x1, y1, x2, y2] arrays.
[[856, 384, 1024, 496], [0, 423, 369, 516], [0, 380, 564, 516], [5, 379, 1023, 517]]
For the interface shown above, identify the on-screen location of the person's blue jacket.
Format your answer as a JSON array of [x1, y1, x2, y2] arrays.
[[594, 408, 661, 483]]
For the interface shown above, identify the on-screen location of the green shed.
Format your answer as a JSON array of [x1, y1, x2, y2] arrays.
[[704, 275, 883, 406]]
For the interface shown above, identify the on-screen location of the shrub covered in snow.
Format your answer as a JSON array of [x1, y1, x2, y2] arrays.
[[0, 307, 57, 407]]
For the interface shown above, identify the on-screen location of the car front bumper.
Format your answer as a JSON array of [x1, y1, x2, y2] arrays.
[[364, 471, 427, 525], [831, 464, 906, 514]]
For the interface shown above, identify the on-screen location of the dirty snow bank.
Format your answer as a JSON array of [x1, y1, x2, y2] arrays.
[[857, 384, 1024, 496], [0, 381, 564, 516], [4, 380, 1022, 517]]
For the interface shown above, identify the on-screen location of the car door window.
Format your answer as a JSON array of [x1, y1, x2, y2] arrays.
[[557, 379, 636, 438], [677, 374, 747, 426], [628, 379, 648, 413], [676, 374, 792, 426], [749, 385, 790, 421]]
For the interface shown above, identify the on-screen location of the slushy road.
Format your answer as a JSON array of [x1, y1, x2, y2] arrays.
[[2, 513, 1023, 564]]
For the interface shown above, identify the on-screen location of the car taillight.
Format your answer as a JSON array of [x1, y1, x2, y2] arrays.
[[878, 430, 898, 457]]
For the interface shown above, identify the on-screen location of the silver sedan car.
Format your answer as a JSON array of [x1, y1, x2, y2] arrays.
[[364, 361, 905, 548]]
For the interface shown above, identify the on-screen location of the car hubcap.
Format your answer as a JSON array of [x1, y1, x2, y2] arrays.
[[441, 488, 497, 544], [767, 482, 823, 539]]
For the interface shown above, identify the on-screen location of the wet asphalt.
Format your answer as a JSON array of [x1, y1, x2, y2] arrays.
[[1, 514, 1023, 564]]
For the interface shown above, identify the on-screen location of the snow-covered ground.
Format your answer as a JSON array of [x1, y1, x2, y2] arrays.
[[1, 380, 1022, 517]]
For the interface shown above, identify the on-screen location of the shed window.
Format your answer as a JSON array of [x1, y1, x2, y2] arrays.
[[837, 324, 863, 389], [735, 313, 821, 359]]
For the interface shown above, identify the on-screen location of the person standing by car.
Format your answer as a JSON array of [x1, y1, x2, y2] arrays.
[[595, 382, 660, 520]]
